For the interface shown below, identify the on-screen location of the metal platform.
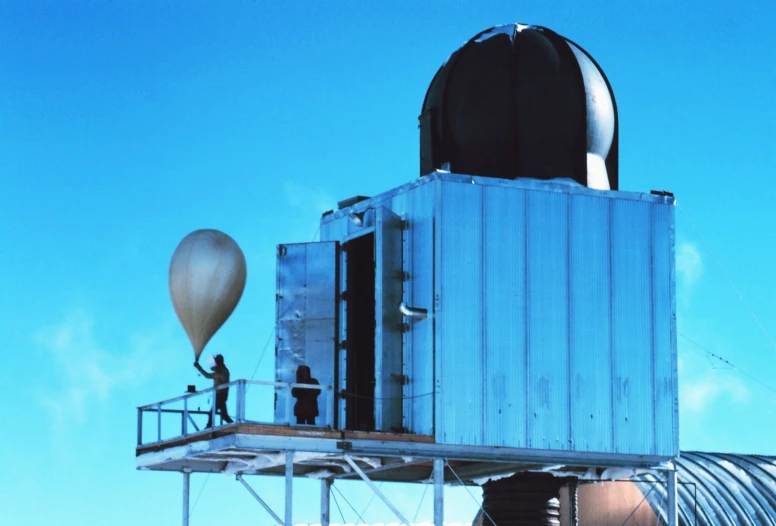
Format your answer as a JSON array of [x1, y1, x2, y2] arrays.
[[137, 422, 673, 482], [136, 379, 679, 525]]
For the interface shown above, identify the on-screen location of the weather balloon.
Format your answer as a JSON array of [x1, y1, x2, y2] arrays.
[[169, 229, 247, 361]]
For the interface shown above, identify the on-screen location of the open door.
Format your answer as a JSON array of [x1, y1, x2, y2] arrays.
[[374, 206, 404, 432], [274, 242, 338, 427]]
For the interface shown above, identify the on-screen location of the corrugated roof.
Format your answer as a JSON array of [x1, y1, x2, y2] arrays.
[[634, 451, 776, 525]]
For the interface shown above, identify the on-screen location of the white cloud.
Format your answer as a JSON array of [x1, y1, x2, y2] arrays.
[[678, 353, 750, 415], [283, 181, 335, 216], [676, 241, 703, 288], [281, 181, 337, 243], [33, 310, 172, 426]]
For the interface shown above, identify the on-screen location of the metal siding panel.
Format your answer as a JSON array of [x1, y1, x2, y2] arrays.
[[374, 206, 404, 432], [611, 200, 655, 454], [405, 182, 435, 435], [569, 194, 613, 453], [482, 186, 527, 448], [275, 242, 337, 426], [526, 190, 570, 450], [651, 203, 677, 457], [438, 180, 484, 445]]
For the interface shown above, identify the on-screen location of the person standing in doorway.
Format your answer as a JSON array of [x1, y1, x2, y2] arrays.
[[291, 365, 320, 425], [194, 354, 233, 428]]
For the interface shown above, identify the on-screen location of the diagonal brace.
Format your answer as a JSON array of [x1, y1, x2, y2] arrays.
[[236, 474, 285, 525], [343, 454, 410, 524]]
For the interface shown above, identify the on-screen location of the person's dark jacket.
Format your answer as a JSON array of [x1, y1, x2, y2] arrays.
[[291, 365, 320, 418]]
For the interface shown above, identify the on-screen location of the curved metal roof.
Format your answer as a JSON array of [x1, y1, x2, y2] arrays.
[[634, 451, 776, 525]]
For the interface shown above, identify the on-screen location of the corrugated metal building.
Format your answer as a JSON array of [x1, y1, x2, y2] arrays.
[[635, 452, 776, 525], [550, 451, 776, 525], [299, 171, 678, 460]]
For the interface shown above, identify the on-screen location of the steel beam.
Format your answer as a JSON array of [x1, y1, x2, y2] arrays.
[[285, 452, 293, 526], [182, 470, 190, 526], [236, 474, 284, 525], [667, 469, 678, 526], [343, 454, 410, 524], [433, 458, 444, 526], [321, 478, 332, 526], [229, 433, 671, 469]]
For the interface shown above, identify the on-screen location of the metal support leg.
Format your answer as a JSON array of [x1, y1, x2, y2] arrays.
[[286, 451, 294, 526], [182, 470, 190, 526], [343, 455, 410, 524], [321, 478, 332, 526], [237, 474, 284, 525], [434, 458, 444, 526], [569, 479, 579, 526], [667, 469, 678, 526]]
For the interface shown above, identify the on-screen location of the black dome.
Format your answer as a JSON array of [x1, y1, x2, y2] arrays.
[[420, 24, 619, 190]]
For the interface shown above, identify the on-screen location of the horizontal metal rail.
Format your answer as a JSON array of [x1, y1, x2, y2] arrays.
[[138, 380, 330, 411], [137, 379, 333, 447]]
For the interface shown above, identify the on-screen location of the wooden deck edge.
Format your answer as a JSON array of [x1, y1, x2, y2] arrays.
[[136, 423, 435, 456]]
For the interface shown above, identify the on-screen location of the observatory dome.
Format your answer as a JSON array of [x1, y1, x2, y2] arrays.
[[420, 23, 619, 190]]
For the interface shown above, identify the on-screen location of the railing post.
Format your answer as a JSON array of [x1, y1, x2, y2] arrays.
[[183, 397, 188, 436], [667, 468, 678, 526], [182, 469, 191, 526], [211, 387, 217, 427], [285, 451, 294, 526], [237, 380, 246, 423], [137, 408, 143, 446], [321, 478, 332, 526], [434, 458, 445, 526], [157, 403, 162, 442], [285, 383, 293, 425]]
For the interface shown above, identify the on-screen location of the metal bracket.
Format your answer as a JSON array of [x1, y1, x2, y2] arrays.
[[336, 441, 352, 451]]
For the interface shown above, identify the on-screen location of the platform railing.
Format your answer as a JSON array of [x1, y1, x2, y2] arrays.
[[137, 379, 333, 447]]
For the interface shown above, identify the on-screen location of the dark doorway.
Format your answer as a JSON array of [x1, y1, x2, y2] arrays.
[[344, 233, 375, 431]]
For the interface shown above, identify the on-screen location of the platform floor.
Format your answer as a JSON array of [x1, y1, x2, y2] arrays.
[[136, 423, 667, 484]]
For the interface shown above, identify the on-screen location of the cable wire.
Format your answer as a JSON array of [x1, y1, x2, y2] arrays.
[[445, 461, 497, 526], [413, 482, 430, 524], [678, 204, 776, 353], [339, 390, 433, 401], [618, 478, 661, 526], [249, 328, 275, 382], [330, 485, 346, 523], [332, 483, 366, 524], [679, 331, 776, 396], [189, 474, 210, 517], [359, 481, 382, 519]]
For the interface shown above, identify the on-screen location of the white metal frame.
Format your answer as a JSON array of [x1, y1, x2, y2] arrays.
[[179, 454, 448, 526], [137, 379, 335, 446], [140, 381, 677, 526], [171, 448, 678, 526]]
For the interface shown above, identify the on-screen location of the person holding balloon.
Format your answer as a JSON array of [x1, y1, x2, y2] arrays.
[[195, 355, 234, 428], [169, 229, 247, 429]]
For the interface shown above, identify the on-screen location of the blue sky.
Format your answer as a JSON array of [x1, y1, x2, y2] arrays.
[[1, 0, 775, 524]]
